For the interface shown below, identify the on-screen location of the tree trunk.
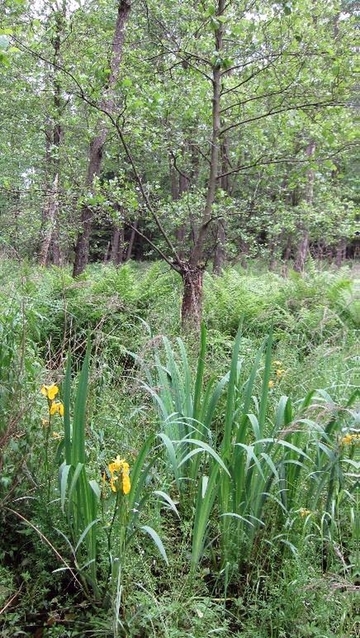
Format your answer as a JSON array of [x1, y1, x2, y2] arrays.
[[72, 0, 131, 277], [294, 231, 310, 272], [126, 221, 137, 261], [38, 174, 59, 267], [181, 0, 225, 328], [335, 238, 346, 267], [73, 132, 107, 276], [38, 9, 64, 266], [213, 137, 230, 274], [181, 266, 203, 332], [51, 232, 61, 266], [294, 140, 316, 273], [110, 225, 123, 265]]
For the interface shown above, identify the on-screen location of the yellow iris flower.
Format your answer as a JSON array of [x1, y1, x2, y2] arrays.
[[41, 384, 59, 401], [341, 433, 360, 446], [108, 456, 131, 495], [49, 401, 64, 417]]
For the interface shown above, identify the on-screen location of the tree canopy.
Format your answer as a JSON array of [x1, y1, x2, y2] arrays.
[[0, 0, 357, 325]]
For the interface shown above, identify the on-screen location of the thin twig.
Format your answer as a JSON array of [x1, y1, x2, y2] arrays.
[[5, 507, 82, 589]]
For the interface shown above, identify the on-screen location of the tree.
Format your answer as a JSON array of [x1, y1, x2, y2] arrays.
[[38, 7, 66, 266], [103, 0, 353, 328], [0, 0, 355, 328], [72, 0, 131, 276]]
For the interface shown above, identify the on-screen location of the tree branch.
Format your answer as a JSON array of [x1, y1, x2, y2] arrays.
[[217, 144, 356, 180], [220, 100, 340, 135]]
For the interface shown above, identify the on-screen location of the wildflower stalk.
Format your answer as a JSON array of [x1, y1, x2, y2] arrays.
[[41, 384, 63, 502], [59, 348, 101, 600]]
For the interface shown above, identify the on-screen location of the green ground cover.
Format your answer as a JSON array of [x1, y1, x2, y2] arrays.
[[0, 259, 358, 637]]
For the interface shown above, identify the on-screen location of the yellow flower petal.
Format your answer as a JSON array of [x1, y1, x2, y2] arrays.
[[109, 456, 125, 474], [341, 433, 360, 446], [110, 476, 119, 493], [275, 369, 285, 378], [41, 384, 59, 400], [299, 508, 312, 517], [122, 467, 131, 495], [49, 401, 64, 416], [107, 456, 131, 494], [48, 385, 59, 401]]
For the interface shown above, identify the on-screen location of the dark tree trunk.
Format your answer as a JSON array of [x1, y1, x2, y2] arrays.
[[51, 232, 61, 266], [180, 266, 203, 332], [182, 0, 224, 329], [283, 236, 293, 263], [72, 0, 131, 277], [110, 225, 124, 265], [335, 238, 346, 267], [73, 133, 106, 276]]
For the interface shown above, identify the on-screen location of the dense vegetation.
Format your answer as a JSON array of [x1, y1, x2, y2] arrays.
[[0, 0, 358, 635], [0, 258, 358, 636], [0, 0, 358, 328]]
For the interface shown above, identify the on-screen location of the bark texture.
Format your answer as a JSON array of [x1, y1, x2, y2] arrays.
[[181, 266, 204, 332], [73, 0, 131, 277]]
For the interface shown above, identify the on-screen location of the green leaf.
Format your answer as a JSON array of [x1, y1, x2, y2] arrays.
[[178, 438, 231, 476], [140, 525, 168, 564], [154, 490, 180, 518]]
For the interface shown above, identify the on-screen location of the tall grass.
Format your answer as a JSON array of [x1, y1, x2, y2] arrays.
[[58, 347, 101, 599], [0, 259, 357, 635], [38, 347, 170, 616], [143, 324, 358, 587]]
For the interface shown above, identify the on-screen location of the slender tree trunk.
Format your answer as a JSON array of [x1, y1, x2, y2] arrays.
[[335, 238, 346, 267], [181, 0, 225, 329], [213, 137, 230, 274], [38, 9, 64, 266], [51, 232, 61, 266], [110, 225, 124, 265], [73, 0, 131, 277], [294, 231, 310, 272], [294, 140, 316, 272], [38, 174, 59, 267], [73, 132, 107, 275], [126, 221, 137, 261]]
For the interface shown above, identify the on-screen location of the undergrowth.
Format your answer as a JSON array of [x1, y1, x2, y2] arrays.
[[0, 258, 357, 638]]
